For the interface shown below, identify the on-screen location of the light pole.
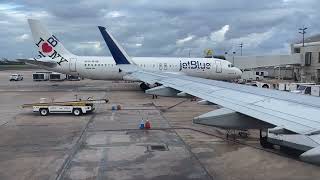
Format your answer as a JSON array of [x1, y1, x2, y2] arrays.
[[232, 51, 236, 65], [279, 66, 281, 80], [239, 43, 243, 56], [299, 27, 308, 47]]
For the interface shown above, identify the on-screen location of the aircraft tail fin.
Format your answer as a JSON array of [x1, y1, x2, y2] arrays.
[[98, 26, 135, 65], [28, 19, 74, 62]]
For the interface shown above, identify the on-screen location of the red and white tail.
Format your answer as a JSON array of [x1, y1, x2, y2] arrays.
[[28, 19, 74, 64]]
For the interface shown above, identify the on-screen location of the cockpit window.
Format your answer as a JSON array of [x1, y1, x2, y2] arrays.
[[228, 64, 234, 68]]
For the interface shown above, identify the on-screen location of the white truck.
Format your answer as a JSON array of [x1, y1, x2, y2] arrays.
[[241, 70, 264, 82], [9, 74, 23, 81], [22, 98, 109, 116]]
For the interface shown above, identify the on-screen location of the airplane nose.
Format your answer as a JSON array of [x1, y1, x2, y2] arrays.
[[235, 68, 242, 78]]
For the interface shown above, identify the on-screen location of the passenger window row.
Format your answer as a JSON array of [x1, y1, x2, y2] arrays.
[[138, 64, 177, 68], [84, 63, 178, 69], [84, 64, 114, 67]]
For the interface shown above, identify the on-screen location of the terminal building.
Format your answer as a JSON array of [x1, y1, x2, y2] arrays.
[[226, 34, 320, 83]]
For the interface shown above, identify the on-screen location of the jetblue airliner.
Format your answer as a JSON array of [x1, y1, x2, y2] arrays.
[[22, 19, 242, 90]]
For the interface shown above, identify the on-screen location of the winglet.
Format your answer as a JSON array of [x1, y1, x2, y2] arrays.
[[98, 26, 134, 65]]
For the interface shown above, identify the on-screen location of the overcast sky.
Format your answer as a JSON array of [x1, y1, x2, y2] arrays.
[[0, 0, 319, 59]]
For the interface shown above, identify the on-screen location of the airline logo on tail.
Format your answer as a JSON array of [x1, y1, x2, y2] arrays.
[[35, 35, 68, 65]]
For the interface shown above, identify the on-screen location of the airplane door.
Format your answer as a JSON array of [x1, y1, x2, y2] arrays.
[[69, 58, 77, 72], [215, 61, 222, 73]]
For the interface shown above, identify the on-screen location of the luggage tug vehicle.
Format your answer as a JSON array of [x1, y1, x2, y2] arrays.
[[22, 98, 109, 116]]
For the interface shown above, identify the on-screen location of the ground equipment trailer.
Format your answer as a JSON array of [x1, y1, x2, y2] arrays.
[[22, 98, 109, 116]]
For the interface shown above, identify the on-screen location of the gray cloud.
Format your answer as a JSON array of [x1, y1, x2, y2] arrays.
[[0, 0, 319, 59]]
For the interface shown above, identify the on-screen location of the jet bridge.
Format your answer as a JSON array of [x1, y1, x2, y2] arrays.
[[226, 54, 301, 69]]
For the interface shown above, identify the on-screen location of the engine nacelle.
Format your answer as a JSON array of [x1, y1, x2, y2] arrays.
[[197, 99, 217, 105], [123, 74, 140, 82], [145, 85, 180, 97], [300, 146, 320, 165]]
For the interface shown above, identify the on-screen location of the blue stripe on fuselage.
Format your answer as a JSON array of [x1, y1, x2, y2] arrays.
[[98, 26, 130, 65]]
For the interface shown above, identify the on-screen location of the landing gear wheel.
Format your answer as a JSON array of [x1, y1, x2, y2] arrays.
[[39, 108, 49, 116], [73, 109, 82, 116], [259, 129, 273, 149], [140, 82, 150, 91], [262, 84, 269, 88]]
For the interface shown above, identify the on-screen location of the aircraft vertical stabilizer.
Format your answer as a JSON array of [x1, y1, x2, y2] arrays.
[[28, 19, 74, 58]]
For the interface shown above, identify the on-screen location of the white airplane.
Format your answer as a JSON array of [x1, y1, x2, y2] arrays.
[[21, 19, 242, 90], [98, 26, 320, 165]]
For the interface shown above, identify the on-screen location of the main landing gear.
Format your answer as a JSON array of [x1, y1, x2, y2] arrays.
[[140, 82, 150, 91], [259, 129, 273, 149]]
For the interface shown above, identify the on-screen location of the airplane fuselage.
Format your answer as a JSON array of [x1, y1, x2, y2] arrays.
[[27, 19, 241, 82], [43, 56, 241, 81]]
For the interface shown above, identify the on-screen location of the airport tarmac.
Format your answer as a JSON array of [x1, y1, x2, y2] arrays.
[[0, 69, 319, 180]]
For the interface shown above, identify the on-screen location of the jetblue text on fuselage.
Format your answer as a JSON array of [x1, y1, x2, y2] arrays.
[[35, 36, 68, 65], [179, 60, 211, 71]]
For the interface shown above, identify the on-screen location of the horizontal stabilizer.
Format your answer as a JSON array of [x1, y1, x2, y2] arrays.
[[193, 108, 274, 130]]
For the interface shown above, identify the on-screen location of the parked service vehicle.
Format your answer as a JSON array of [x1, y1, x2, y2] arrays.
[[241, 70, 263, 82], [246, 81, 273, 89], [311, 85, 320, 97], [256, 71, 269, 77], [288, 83, 315, 92], [278, 83, 291, 91], [66, 74, 81, 81], [22, 98, 109, 116], [255, 81, 271, 89], [33, 72, 50, 81], [9, 74, 23, 81], [290, 85, 312, 95], [49, 72, 65, 81]]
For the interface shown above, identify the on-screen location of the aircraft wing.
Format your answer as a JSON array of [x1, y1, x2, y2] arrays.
[[133, 70, 320, 134], [98, 26, 320, 136], [17, 58, 57, 68]]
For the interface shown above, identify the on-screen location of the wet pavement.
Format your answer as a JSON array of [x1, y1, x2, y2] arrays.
[[0, 69, 319, 180]]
